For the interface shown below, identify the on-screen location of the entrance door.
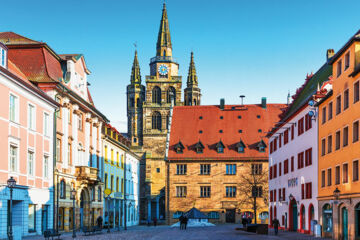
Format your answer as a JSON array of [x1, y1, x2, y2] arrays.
[[226, 209, 235, 223], [355, 203, 360, 239], [292, 203, 298, 231], [41, 205, 48, 232], [342, 207, 348, 240]]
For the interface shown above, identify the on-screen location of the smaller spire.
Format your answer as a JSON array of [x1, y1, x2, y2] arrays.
[[187, 52, 198, 87], [130, 50, 141, 84]]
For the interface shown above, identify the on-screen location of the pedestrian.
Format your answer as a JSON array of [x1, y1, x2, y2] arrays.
[[179, 214, 185, 230], [96, 216, 103, 229], [242, 215, 247, 228], [247, 216, 252, 225], [184, 215, 188, 230], [147, 218, 151, 227], [273, 218, 280, 235], [153, 217, 157, 227]]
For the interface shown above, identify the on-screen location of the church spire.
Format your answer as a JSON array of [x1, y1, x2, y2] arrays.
[[187, 52, 198, 87], [130, 50, 141, 84], [156, 3, 172, 57]]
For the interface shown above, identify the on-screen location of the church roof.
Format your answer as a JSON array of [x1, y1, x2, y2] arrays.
[[187, 52, 198, 87], [130, 50, 141, 84], [168, 103, 286, 160], [156, 3, 172, 52]]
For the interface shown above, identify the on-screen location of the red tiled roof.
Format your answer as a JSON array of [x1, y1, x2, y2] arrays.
[[168, 104, 286, 160], [7, 60, 30, 84], [0, 32, 41, 45]]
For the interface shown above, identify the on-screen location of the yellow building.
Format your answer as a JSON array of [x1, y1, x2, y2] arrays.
[[317, 30, 360, 239]]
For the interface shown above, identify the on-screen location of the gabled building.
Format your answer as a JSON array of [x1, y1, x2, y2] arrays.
[[166, 99, 286, 224], [0, 32, 108, 232], [267, 57, 332, 235], [0, 41, 58, 238]]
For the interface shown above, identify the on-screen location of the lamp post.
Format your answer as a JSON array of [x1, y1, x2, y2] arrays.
[[7, 177, 16, 240], [70, 188, 76, 239], [333, 187, 340, 201]]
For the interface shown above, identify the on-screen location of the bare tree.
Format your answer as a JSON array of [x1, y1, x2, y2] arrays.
[[238, 162, 269, 224]]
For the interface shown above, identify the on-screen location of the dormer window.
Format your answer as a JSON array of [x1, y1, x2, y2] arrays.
[[0, 44, 7, 68], [216, 140, 225, 154], [236, 140, 246, 153], [195, 140, 204, 154], [174, 141, 185, 154], [257, 140, 267, 152]]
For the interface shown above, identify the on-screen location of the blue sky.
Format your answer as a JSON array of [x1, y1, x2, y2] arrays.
[[2, 0, 360, 132]]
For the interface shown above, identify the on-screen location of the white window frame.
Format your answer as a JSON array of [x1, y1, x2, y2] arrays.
[[43, 155, 49, 179], [28, 103, 36, 130], [43, 112, 50, 137], [28, 150, 35, 177], [9, 93, 19, 123], [9, 143, 18, 173]]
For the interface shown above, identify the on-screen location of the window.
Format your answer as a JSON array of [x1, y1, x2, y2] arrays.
[[345, 52, 350, 70], [1, 48, 5, 67], [279, 162, 282, 176], [98, 187, 102, 202], [116, 152, 119, 166], [335, 131, 341, 150], [200, 186, 211, 198], [343, 163, 348, 183], [252, 186, 263, 197], [305, 182, 312, 199], [269, 166, 273, 179], [27, 151, 34, 176], [226, 186, 236, 197], [166, 87, 176, 104], [44, 113, 50, 136], [328, 102, 333, 120], [176, 186, 187, 197], [305, 148, 312, 166], [279, 135, 282, 148], [78, 113, 83, 130], [291, 125, 294, 140], [282, 188, 286, 201], [251, 164, 262, 175], [343, 127, 348, 147], [291, 156, 294, 172], [110, 175, 114, 191], [152, 86, 161, 104], [9, 94, 18, 122], [152, 111, 162, 130], [28, 104, 36, 130], [176, 164, 187, 175], [9, 145, 17, 172], [354, 121, 359, 142], [200, 164, 211, 175], [327, 168, 332, 186], [305, 114, 312, 131], [321, 170, 325, 187], [337, 60, 342, 77], [297, 152, 304, 169], [284, 159, 289, 174], [60, 180, 66, 199], [298, 117, 304, 135], [208, 212, 220, 219], [104, 173, 108, 188], [274, 164, 277, 178], [355, 81, 360, 103], [44, 155, 49, 178], [335, 166, 340, 185], [328, 135, 332, 153], [321, 138, 326, 156], [284, 129, 289, 144], [344, 89, 349, 110], [56, 138, 61, 162], [322, 107, 326, 124], [116, 177, 119, 192], [336, 95, 341, 115], [111, 149, 114, 164], [301, 183, 305, 199], [353, 160, 359, 182], [28, 204, 36, 232], [226, 164, 236, 175]]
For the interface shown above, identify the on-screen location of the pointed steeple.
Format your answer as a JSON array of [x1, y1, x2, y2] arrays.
[[130, 50, 141, 84], [156, 3, 172, 56], [187, 52, 198, 87]]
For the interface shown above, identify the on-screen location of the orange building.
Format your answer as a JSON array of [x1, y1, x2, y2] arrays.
[[317, 30, 360, 239]]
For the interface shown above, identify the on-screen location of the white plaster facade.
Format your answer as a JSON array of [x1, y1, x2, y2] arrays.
[[125, 152, 140, 227], [268, 105, 318, 234]]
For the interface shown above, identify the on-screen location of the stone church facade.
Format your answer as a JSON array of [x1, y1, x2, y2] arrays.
[[126, 3, 201, 222]]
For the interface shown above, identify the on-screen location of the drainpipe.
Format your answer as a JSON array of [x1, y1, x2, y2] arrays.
[[53, 110, 59, 232], [124, 152, 127, 230]]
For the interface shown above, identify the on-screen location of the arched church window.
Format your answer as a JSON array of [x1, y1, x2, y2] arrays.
[[167, 87, 176, 104], [152, 111, 162, 130], [136, 98, 140, 107], [152, 86, 161, 104]]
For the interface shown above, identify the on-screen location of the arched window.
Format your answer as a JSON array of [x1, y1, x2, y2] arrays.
[[60, 180, 66, 199], [152, 86, 161, 104], [166, 87, 176, 104], [152, 111, 162, 130]]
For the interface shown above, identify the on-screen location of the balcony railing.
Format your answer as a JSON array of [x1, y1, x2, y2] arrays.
[[150, 56, 177, 63], [75, 166, 98, 182]]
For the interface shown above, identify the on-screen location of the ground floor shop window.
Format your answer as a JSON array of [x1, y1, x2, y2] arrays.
[[59, 207, 64, 230], [322, 204, 332, 233], [208, 211, 220, 219], [28, 204, 36, 232]]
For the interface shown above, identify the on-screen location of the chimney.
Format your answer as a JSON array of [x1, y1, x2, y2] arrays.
[[220, 98, 225, 110], [239, 95, 245, 105], [261, 97, 267, 109], [327, 49, 335, 62]]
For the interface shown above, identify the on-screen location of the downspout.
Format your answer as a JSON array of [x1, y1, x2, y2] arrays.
[[124, 152, 127, 230], [53, 110, 58, 232], [165, 93, 174, 225]]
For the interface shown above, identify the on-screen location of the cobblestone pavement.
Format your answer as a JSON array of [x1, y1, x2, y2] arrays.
[[25, 224, 327, 240]]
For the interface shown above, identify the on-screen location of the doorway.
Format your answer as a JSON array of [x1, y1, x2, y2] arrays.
[[226, 209, 235, 223], [41, 205, 48, 233], [342, 207, 348, 240], [288, 199, 298, 231], [355, 203, 360, 239]]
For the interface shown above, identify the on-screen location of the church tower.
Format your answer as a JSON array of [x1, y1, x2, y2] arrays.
[[127, 50, 145, 147], [184, 52, 201, 106]]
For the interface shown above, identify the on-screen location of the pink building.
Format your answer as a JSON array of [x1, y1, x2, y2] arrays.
[[0, 41, 58, 238]]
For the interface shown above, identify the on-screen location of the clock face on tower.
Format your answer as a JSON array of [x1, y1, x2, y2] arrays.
[[158, 64, 169, 76]]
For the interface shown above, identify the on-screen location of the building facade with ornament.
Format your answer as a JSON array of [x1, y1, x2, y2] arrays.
[[267, 54, 332, 234], [0, 41, 58, 239], [0, 32, 108, 233], [166, 99, 285, 225], [126, 3, 201, 222]]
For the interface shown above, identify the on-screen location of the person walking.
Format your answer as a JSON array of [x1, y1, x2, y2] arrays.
[[96, 216, 103, 229], [179, 214, 185, 230], [273, 218, 280, 235], [184, 215, 188, 230], [242, 215, 247, 228], [153, 217, 157, 227]]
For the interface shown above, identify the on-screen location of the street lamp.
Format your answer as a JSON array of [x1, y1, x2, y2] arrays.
[[333, 187, 340, 200], [7, 176, 16, 240], [70, 188, 76, 239]]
